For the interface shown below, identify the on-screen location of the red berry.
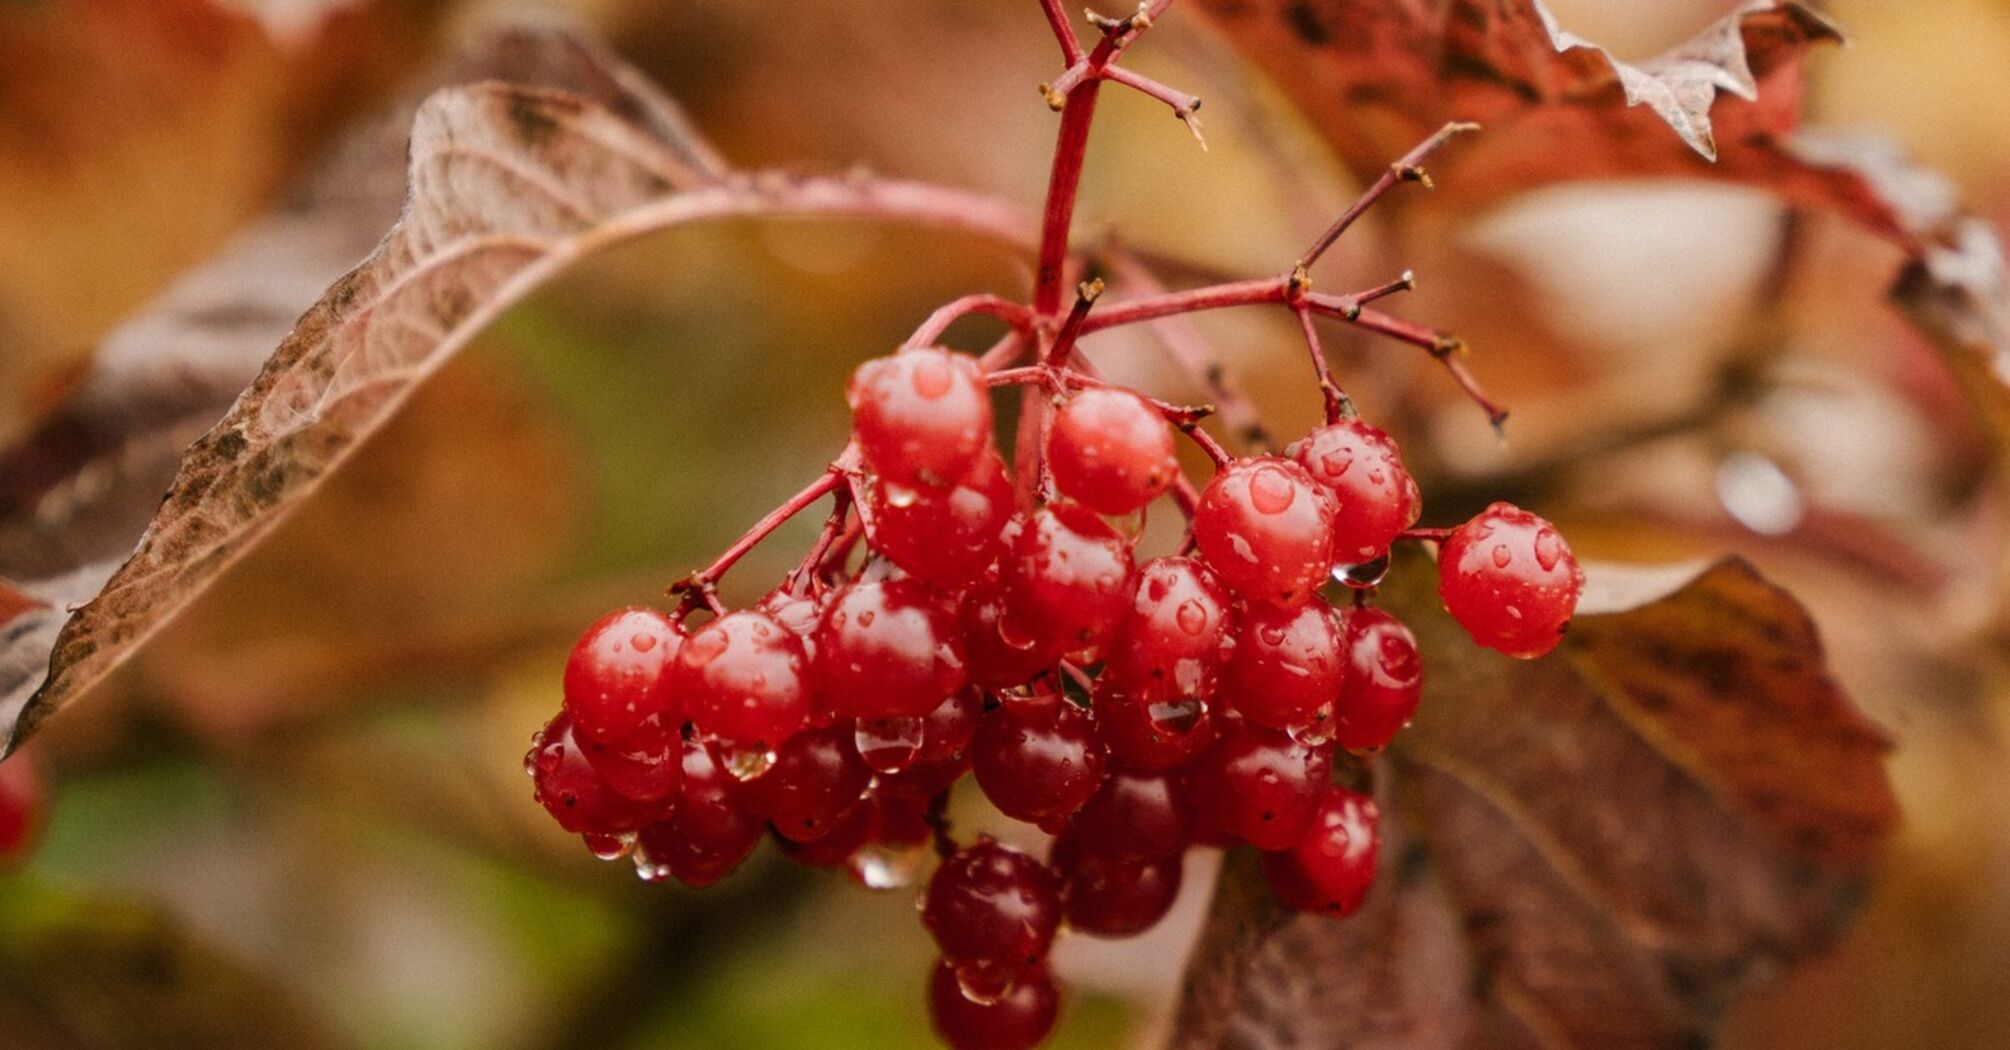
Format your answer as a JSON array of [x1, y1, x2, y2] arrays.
[[869, 450, 1014, 588], [1189, 723, 1333, 851], [1068, 767, 1190, 861], [848, 348, 994, 487], [757, 588, 824, 658], [1094, 691, 1216, 772], [742, 723, 872, 843], [813, 577, 967, 720], [1050, 832, 1183, 938], [1286, 421, 1421, 564], [1046, 387, 1178, 515], [927, 958, 1060, 1050], [970, 694, 1106, 826], [578, 732, 683, 803], [1437, 502, 1584, 659], [958, 562, 1063, 690], [633, 736, 764, 888], [1102, 556, 1233, 702], [774, 795, 874, 869], [562, 607, 684, 755], [1220, 602, 1345, 730], [527, 713, 661, 836], [1262, 785, 1379, 917], [676, 610, 813, 749], [1194, 457, 1337, 609], [1333, 607, 1422, 750], [922, 839, 1062, 993], [0, 753, 44, 864], [1001, 503, 1136, 657]]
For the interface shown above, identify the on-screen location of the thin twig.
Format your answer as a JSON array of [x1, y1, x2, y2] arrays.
[[1296, 122, 1479, 273]]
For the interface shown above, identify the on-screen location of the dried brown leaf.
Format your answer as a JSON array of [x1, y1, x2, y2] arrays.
[[1171, 556, 1896, 1049]]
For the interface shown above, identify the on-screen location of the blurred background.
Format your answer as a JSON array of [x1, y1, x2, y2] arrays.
[[1, 0, 2007, 1047]]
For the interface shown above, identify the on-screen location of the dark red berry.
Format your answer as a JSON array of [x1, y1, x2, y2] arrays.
[[1287, 421, 1421, 564], [848, 348, 994, 488], [1102, 556, 1233, 703], [1262, 785, 1379, 917], [1437, 502, 1584, 659], [1001, 503, 1136, 657], [633, 736, 764, 888], [813, 577, 967, 720], [774, 794, 874, 869], [527, 712, 661, 836], [0, 753, 44, 864], [1094, 691, 1216, 772], [927, 958, 1060, 1050], [1221, 601, 1345, 730], [923, 838, 1062, 994], [1069, 766, 1191, 861], [970, 694, 1106, 826], [1050, 832, 1182, 938], [1194, 457, 1337, 609], [1333, 607, 1422, 750], [869, 450, 1014, 588], [562, 607, 684, 755], [1190, 722, 1333, 851], [742, 723, 872, 843], [1046, 387, 1178, 515], [675, 610, 812, 749]]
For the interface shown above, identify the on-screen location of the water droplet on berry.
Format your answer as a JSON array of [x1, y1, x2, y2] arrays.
[[1175, 599, 1209, 636], [1289, 704, 1338, 747], [1333, 554, 1390, 589], [723, 743, 778, 781], [1533, 528, 1562, 571], [954, 963, 1014, 1006], [885, 484, 920, 509], [850, 839, 928, 890], [855, 717, 926, 774], [1491, 544, 1513, 568], [583, 833, 633, 861], [857, 610, 876, 628], [1146, 697, 1205, 735], [633, 851, 673, 882], [1248, 464, 1298, 515], [1320, 450, 1353, 476]]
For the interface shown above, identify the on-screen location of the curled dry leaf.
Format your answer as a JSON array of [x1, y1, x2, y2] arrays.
[[1171, 555, 1896, 1049], [0, 26, 1049, 755]]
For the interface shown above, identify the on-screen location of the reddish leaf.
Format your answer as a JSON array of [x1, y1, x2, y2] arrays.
[[1192, 0, 1915, 241], [1171, 557, 1896, 1048]]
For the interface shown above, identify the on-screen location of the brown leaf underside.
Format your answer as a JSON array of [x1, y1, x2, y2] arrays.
[[1170, 557, 1896, 1050]]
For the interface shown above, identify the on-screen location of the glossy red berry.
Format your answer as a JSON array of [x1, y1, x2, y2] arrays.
[[527, 713, 660, 836], [813, 577, 967, 721], [0, 753, 44, 864], [1437, 502, 1584, 659], [1046, 387, 1179, 515], [1094, 691, 1216, 772], [869, 450, 1015, 588], [633, 736, 764, 888], [1069, 767, 1190, 861], [958, 563, 1063, 690], [1102, 556, 1233, 703], [1287, 421, 1421, 564], [1001, 503, 1136, 657], [928, 958, 1060, 1050], [848, 348, 994, 488], [757, 588, 824, 658], [1333, 607, 1422, 750], [562, 607, 684, 755], [774, 795, 874, 869], [970, 694, 1106, 826], [1050, 832, 1183, 938], [922, 839, 1062, 994], [1194, 457, 1337, 609], [577, 732, 682, 803], [1262, 785, 1379, 917], [676, 610, 812, 749], [742, 723, 872, 843], [1190, 723, 1333, 851], [1221, 602, 1345, 730]]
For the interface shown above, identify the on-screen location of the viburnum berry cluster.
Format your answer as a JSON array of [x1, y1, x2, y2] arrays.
[[524, 3, 1584, 1046]]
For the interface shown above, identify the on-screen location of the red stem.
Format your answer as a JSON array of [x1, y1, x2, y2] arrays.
[[1039, 0, 1085, 65], [1079, 276, 1289, 332], [1295, 306, 1352, 424], [1034, 85, 1104, 315], [1296, 122, 1479, 273], [905, 293, 1038, 349], [674, 465, 846, 608]]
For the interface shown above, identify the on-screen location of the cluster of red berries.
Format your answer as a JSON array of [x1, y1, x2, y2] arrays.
[[0, 750, 42, 865], [525, 344, 1582, 1048]]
